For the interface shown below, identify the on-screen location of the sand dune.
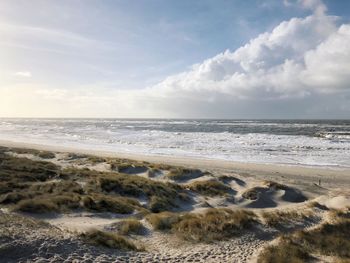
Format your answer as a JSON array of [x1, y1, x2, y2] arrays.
[[0, 142, 349, 262]]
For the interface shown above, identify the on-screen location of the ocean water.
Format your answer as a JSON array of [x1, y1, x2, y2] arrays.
[[0, 119, 349, 168]]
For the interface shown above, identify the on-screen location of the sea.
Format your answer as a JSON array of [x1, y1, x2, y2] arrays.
[[0, 119, 349, 168]]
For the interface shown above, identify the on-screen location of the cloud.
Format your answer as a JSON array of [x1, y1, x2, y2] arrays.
[[0, 23, 116, 57], [147, 12, 342, 101], [14, 71, 32, 77], [298, 0, 327, 15], [121, 2, 347, 118], [284, 0, 327, 15]]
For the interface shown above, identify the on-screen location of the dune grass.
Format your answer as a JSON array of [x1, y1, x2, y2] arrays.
[[12, 193, 140, 214], [167, 167, 204, 181], [108, 159, 150, 173], [8, 147, 41, 155], [66, 152, 88, 160], [0, 148, 235, 217], [37, 151, 56, 159], [328, 208, 350, 221], [188, 180, 231, 196], [0, 151, 187, 214], [148, 196, 174, 213], [0, 192, 31, 205], [146, 208, 257, 242], [6, 147, 56, 159], [258, 235, 309, 263], [81, 229, 138, 250], [242, 181, 289, 201], [242, 187, 261, 200], [173, 208, 257, 242], [116, 219, 145, 235], [147, 168, 161, 178], [29, 181, 84, 195], [13, 199, 61, 213], [86, 156, 106, 164], [97, 173, 187, 212], [306, 201, 329, 210], [261, 210, 313, 227], [12, 194, 82, 213], [146, 212, 181, 231], [82, 194, 139, 214], [263, 180, 288, 190], [0, 153, 59, 183], [258, 217, 350, 262]]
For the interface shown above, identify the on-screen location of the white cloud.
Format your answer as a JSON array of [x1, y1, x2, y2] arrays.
[[147, 12, 342, 101], [284, 0, 327, 15], [14, 71, 32, 77], [298, 0, 327, 15], [134, 4, 349, 117], [0, 23, 116, 57]]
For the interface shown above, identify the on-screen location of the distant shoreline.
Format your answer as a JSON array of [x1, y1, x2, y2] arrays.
[[1, 139, 349, 179]]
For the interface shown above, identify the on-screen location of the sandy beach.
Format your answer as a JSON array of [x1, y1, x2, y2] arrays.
[[0, 140, 349, 263], [3, 0, 350, 261]]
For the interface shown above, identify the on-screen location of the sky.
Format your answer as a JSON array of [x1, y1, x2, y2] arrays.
[[0, 0, 350, 118]]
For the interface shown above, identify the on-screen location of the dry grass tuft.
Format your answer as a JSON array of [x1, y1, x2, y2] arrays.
[[0, 153, 59, 183], [328, 208, 350, 222], [97, 173, 186, 212], [82, 195, 139, 214], [146, 212, 181, 231], [13, 199, 60, 213], [242, 187, 260, 200], [263, 180, 288, 190], [167, 168, 204, 181], [258, 217, 350, 262], [148, 196, 174, 213], [173, 208, 257, 242], [258, 235, 309, 263], [147, 168, 161, 178], [116, 219, 144, 235], [29, 181, 84, 195], [187, 180, 231, 196], [37, 151, 56, 159], [306, 201, 328, 210], [11, 192, 140, 214], [81, 229, 138, 250], [86, 156, 106, 164], [12, 194, 82, 213], [261, 210, 312, 227], [147, 208, 257, 242]]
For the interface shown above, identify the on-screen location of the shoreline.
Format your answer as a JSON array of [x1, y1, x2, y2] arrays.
[[1, 139, 349, 179]]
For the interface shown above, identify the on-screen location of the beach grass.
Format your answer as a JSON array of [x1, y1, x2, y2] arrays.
[[188, 180, 232, 196], [81, 229, 138, 250], [117, 219, 145, 235], [258, 217, 350, 262], [146, 208, 257, 242]]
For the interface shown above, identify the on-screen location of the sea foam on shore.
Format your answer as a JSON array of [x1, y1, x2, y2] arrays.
[[0, 119, 350, 168]]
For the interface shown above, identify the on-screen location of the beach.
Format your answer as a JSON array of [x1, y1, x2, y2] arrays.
[[3, 0, 350, 261], [0, 140, 349, 262]]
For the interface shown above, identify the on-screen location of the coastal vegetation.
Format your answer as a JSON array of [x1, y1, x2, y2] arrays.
[[0, 147, 189, 214], [1, 145, 349, 259], [187, 180, 232, 196], [258, 216, 350, 262], [146, 208, 257, 242], [81, 229, 139, 250], [167, 167, 204, 181]]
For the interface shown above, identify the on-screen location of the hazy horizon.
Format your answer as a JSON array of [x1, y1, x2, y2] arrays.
[[1, 0, 350, 118], [1, 117, 350, 120]]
